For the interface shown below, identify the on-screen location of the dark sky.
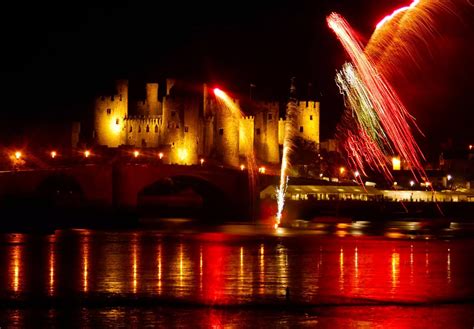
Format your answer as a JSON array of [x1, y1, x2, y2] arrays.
[[0, 0, 472, 155]]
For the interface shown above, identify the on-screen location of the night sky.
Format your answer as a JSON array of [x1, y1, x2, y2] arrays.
[[0, 0, 472, 157]]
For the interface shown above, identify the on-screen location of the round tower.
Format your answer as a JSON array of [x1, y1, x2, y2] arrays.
[[215, 98, 240, 168]]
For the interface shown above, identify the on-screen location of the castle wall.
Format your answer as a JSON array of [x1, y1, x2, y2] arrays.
[[295, 101, 320, 145], [239, 116, 254, 157], [93, 80, 128, 147], [161, 96, 184, 163], [125, 117, 161, 148]]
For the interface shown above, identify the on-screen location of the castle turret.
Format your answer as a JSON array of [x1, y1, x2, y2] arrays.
[[93, 80, 128, 147], [296, 100, 320, 146]]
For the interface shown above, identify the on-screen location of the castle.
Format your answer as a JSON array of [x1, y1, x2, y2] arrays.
[[93, 79, 320, 167]]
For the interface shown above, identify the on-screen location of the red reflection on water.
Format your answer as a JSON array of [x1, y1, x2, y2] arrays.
[[201, 241, 228, 304]]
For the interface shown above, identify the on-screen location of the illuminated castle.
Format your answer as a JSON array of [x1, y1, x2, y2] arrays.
[[93, 79, 320, 167]]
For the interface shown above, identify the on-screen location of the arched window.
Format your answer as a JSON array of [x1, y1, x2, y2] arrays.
[[155, 125, 158, 133], [146, 125, 150, 133], [129, 126, 133, 132], [138, 126, 142, 133], [106, 108, 111, 115]]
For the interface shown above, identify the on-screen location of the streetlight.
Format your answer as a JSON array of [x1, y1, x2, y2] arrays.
[[14, 151, 22, 160], [50, 151, 57, 159], [240, 164, 245, 171], [409, 180, 415, 187], [354, 171, 360, 178], [84, 150, 91, 158], [133, 150, 140, 158], [447, 174, 452, 181], [200, 158, 204, 166], [158, 152, 164, 160]]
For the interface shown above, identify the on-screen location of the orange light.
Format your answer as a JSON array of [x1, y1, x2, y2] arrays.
[[240, 164, 245, 171], [339, 167, 345, 174], [14, 151, 22, 160], [392, 157, 401, 171], [258, 166, 266, 174], [133, 150, 140, 158], [200, 158, 204, 165], [158, 152, 164, 160], [50, 151, 57, 159], [470, 144, 473, 150], [84, 150, 90, 158]]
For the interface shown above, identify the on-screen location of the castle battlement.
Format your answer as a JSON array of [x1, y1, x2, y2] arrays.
[[241, 115, 255, 121], [98, 95, 125, 103], [297, 100, 319, 109]]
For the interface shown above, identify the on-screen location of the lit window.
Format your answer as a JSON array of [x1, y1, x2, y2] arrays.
[[129, 126, 132, 132], [116, 118, 119, 125], [300, 126, 303, 132], [219, 128, 224, 135]]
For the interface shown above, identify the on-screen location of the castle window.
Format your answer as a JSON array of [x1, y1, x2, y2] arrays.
[[146, 125, 150, 133], [184, 126, 189, 133], [299, 126, 304, 132], [155, 125, 158, 133], [116, 118, 120, 125], [310, 115, 313, 121], [106, 108, 111, 115], [219, 128, 224, 135], [139, 126, 142, 133], [130, 126, 133, 132], [256, 128, 261, 135], [268, 113, 273, 120]]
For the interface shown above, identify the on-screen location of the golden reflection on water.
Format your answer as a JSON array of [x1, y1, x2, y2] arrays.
[[239, 247, 245, 294], [391, 251, 400, 291], [11, 245, 21, 292], [339, 247, 344, 291], [82, 235, 90, 293], [48, 236, 56, 296], [276, 244, 288, 295], [259, 244, 265, 295], [132, 236, 138, 294], [157, 243, 162, 295]]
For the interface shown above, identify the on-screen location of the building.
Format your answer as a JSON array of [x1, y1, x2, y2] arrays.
[[93, 79, 320, 167]]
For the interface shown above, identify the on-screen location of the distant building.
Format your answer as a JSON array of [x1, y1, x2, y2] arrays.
[[93, 79, 320, 167]]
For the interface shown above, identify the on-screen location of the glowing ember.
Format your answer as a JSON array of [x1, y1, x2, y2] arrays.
[[375, 0, 420, 30]]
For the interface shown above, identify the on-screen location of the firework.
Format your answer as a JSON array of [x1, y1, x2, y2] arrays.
[[328, 12, 426, 181], [275, 95, 299, 229]]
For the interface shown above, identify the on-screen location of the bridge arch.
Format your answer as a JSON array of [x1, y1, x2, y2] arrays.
[[36, 173, 84, 207], [137, 174, 233, 220]]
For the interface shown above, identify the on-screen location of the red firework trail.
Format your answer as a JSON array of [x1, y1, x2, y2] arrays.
[[327, 13, 426, 181]]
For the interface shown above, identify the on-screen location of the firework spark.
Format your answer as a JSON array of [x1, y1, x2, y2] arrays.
[[275, 88, 299, 228], [328, 12, 426, 181]]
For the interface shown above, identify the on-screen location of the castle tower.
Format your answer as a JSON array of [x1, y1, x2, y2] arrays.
[[254, 102, 280, 163], [181, 97, 200, 165], [239, 116, 254, 158], [215, 97, 240, 168], [296, 100, 320, 146], [93, 80, 128, 147]]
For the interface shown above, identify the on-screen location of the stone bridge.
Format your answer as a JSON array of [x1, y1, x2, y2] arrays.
[[0, 164, 275, 219]]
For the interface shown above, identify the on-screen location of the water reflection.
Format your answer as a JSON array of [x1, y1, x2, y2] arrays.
[[0, 230, 471, 306]]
